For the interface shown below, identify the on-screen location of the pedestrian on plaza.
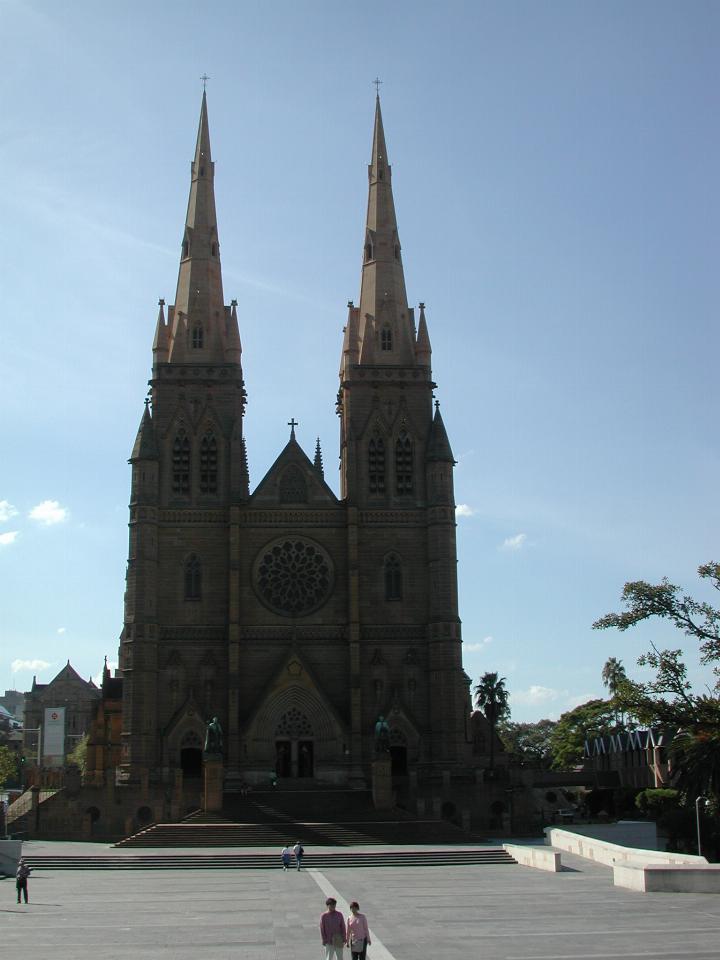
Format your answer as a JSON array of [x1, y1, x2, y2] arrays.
[[346, 901, 371, 959], [320, 896, 346, 960], [293, 839, 305, 870], [281, 844, 292, 871], [16, 859, 31, 904]]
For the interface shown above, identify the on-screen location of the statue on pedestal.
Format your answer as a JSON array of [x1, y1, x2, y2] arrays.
[[374, 715, 390, 754], [204, 716, 223, 757]]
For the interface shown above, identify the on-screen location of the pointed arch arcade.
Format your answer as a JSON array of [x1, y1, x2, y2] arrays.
[[395, 429, 413, 495], [172, 429, 191, 494]]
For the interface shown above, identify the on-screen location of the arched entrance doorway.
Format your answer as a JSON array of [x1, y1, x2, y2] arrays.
[[180, 730, 202, 778], [275, 708, 314, 778], [390, 728, 408, 776]]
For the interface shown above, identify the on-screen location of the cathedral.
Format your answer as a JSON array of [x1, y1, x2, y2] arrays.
[[119, 91, 475, 804]]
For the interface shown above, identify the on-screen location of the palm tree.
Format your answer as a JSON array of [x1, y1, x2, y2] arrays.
[[601, 657, 627, 695], [474, 672, 510, 771], [602, 657, 628, 727]]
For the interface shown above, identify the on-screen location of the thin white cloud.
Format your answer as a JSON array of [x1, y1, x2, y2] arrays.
[[512, 684, 562, 705], [455, 504, 476, 518], [57, 627, 67, 635], [29, 500, 68, 525], [501, 532, 527, 551], [0, 531, 19, 546], [0, 500, 18, 523], [12, 658, 51, 674], [564, 691, 603, 711], [464, 636, 493, 652]]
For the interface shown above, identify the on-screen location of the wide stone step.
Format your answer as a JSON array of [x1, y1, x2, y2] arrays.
[[22, 848, 516, 871], [116, 819, 475, 848]]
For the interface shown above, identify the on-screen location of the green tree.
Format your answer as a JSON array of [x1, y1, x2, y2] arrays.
[[549, 698, 621, 770], [474, 672, 510, 770], [498, 718, 556, 768], [594, 562, 720, 807], [66, 733, 89, 775], [0, 745, 16, 789], [593, 562, 720, 672]]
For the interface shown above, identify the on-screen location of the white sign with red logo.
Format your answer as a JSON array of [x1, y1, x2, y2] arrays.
[[43, 706, 66, 760]]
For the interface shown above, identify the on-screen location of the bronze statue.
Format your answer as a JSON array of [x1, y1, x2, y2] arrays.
[[204, 716, 223, 756], [374, 715, 390, 754]]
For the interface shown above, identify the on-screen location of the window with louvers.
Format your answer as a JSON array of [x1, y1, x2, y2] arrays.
[[184, 555, 201, 600], [395, 431, 413, 495], [172, 431, 190, 494], [200, 433, 218, 493], [368, 437, 385, 494], [384, 554, 402, 600], [380, 327, 392, 351]]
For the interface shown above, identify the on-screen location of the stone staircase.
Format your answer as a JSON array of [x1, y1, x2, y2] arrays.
[[21, 848, 517, 871], [116, 792, 480, 849]]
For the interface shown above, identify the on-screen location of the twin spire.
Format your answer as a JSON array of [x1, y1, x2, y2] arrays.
[[152, 91, 431, 377], [153, 90, 240, 366]]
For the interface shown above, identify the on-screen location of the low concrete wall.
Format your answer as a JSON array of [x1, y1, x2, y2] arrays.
[[557, 820, 659, 850], [614, 862, 720, 894], [545, 827, 707, 869], [505, 843, 561, 872], [0, 840, 22, 876]]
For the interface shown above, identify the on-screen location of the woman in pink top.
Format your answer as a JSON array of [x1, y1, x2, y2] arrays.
[[346, 901, 371, 959]]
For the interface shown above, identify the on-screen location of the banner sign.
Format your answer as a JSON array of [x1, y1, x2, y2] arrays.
[[43, 706, 66, 760]]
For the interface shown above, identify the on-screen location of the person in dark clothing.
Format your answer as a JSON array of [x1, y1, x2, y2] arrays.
[[16, 859, 31, 904]]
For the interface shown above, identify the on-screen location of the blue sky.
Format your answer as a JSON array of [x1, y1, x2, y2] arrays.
[[1, 0, 718, 722]]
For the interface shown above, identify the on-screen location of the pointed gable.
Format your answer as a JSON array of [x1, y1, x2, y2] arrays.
[[250, 434, 338, 506]]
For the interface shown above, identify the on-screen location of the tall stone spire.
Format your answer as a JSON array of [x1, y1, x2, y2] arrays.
[[357, 96, 415, 366], [167, 91, 235, 364]]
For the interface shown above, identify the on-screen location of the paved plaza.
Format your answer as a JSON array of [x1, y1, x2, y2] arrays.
[[2, 843, 720, 959]]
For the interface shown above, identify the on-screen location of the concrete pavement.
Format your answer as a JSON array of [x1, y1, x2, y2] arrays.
[[2, 845, 720, 959]]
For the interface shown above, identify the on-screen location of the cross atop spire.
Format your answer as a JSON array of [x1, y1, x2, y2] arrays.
[[288, 417, 298, 439], [200, 73, 210, 92], [373, 76, 383, 97]]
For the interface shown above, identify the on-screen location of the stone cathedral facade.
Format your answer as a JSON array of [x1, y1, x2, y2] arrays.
[[119, 93, 474, 800]]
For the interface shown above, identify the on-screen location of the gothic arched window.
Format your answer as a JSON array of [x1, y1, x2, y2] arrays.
[[396, 430, 413, 495], [200, 433, 218, 493], [384, 554, 402, 601], [191, 325, 204, 349], [279, 465, 307, 503], [184, 555, 201, 600], [380, 326, 392, 351], [182, 239, 189, 258], [172, 430, 190, 494], [368, 436, 385, 494], [364, 242, 373, 262]]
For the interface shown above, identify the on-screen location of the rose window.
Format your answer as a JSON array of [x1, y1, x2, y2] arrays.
[[253, 537, 333, 616]]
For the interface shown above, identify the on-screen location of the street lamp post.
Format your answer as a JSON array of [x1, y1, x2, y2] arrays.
[[695, 795, 708, 857]]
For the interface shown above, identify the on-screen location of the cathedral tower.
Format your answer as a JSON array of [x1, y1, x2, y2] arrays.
[[120, 93, 245, 781], [339, 96, 468, 769]]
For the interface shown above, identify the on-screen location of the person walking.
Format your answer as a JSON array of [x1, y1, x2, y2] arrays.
[[16, 859, 31, 904], [293, 840, 304, 871], [346, 900, 371, 959], [281, 845, 292, 871], [320, 896, 346, 960]]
